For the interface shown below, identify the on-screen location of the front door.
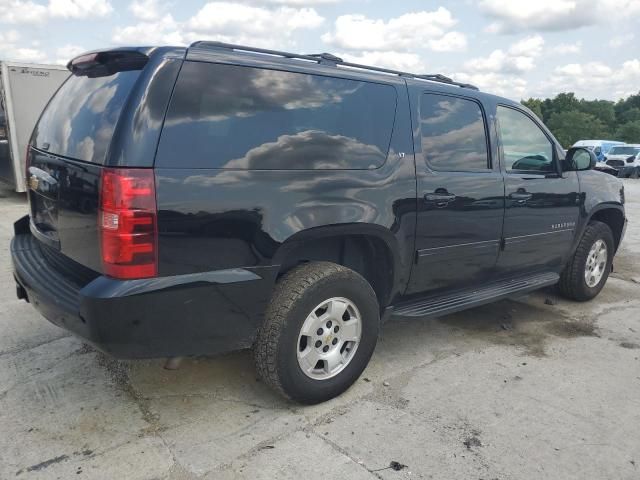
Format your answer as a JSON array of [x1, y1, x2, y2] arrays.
[[407, 91, 505, 295], [495, 105, 580, 273]]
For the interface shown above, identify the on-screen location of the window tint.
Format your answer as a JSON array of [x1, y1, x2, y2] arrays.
[[157, 62, 397, 169], [497, 106, 555, 173], [420, 93, 489, 171], [32, 71, 141, 164]]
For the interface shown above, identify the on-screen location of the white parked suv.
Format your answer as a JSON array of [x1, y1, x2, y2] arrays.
[[597, 144, 640, 178]]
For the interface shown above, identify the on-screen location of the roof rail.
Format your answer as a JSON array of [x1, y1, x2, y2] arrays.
[[189, 41, 479, 91]]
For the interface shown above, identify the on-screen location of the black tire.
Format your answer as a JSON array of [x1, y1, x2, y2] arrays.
[[559, 221, 614, 301], [254, 262, 379, 404], [630, 168, 640, 179]]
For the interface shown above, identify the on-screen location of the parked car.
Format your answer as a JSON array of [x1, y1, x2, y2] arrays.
[[597, 144, 640, 178], [11, 44, 627, 403], [572, 139, 625, 163]]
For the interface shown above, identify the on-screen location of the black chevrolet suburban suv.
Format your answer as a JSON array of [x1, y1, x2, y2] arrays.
[[12, 43, 627, 403]]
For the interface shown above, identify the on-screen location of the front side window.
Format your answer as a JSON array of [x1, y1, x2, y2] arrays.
[[420, 93, 489, 171], [157, 62, 397, 169], [497, 106, 555, 173]]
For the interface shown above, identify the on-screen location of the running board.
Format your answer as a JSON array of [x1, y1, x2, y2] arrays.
[[391, 272, 559, 319]]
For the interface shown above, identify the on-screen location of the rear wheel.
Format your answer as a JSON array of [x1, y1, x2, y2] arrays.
[[630, 167, 640, 179], [559, 221, 614, 301], [254, 262, 379, 404]]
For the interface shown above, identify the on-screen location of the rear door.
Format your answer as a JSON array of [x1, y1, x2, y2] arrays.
[[406, 91, 504, 295], [495, 105, 580, 273]]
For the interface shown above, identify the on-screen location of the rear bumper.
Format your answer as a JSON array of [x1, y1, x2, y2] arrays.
[[11, 222, 277, 359]]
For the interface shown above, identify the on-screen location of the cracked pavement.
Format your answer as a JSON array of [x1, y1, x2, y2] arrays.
[[1, 180, 639, 480]]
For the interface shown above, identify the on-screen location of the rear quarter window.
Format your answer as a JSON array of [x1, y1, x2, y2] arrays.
[[156, 62, 397, 169], [32, 70, 141, 164]]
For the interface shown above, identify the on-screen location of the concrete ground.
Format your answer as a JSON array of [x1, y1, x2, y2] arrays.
[[1, 180, 639, 480]]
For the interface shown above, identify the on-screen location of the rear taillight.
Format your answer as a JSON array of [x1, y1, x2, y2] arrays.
[[99, 168, 157, 279]]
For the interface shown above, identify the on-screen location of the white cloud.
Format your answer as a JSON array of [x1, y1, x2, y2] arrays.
[[261, 0, 339, 4], [322, 8, 466, 52], [113, 2, 324, 48], [453, 36, 545, 99], [112, 14, 183, 45], [130, 0, 166, 21], [0, 0, 112, 24], [339, 51, 426, 72], [187, 2, 323, 34], [0, 30, 47, 62], [453, 71, 528, 99], [54, 44, 86, 64], [609, 33, 635, 48], [535, 59, 640, 99], [549, 41, 582, 54], [480, 0, 640, 33], [465, 35, 544, 74], [0, 1, 48, 24], [48, 0, 112, 18]]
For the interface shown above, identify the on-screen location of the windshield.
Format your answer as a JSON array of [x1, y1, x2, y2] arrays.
[[32, 70, 141, 164], [608, 146, 640, 156]]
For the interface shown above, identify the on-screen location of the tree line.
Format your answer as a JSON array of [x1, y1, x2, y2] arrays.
[[521, 92, 640, 148]]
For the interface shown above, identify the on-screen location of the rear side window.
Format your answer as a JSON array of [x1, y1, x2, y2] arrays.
[[420, 93, 489, 171], [32, 70, 141, 164], [156, 62, 397, 169]]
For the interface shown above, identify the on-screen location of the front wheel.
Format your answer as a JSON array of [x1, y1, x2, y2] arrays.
[[559, 221, 614, 301], [254, 262, 379, 404]]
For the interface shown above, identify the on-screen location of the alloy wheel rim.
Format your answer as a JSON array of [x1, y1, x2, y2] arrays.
[[296, 297, 362, 380], [585, 239, 608, 288]]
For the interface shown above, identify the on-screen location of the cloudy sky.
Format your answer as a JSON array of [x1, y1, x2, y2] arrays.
[[0, 0, 639, 101]]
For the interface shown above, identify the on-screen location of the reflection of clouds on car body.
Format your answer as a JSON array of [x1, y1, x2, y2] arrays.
[[221, 130, 385, 170], [34, 72, 138, 163], [163, 63, 360, 126]]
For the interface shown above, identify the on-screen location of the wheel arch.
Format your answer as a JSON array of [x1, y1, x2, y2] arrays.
[[272, 224, 403, 308], [570, 204, 625, 260], [587, 205, 626, 252]]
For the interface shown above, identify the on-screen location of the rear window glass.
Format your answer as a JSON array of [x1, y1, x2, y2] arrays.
[[32, 70, 141, 164], [156, 62, 397, 169]]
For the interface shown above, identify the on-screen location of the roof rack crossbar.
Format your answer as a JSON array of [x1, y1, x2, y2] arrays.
[[189, 41, 479, 91]]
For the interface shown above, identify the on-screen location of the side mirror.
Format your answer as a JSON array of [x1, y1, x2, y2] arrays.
[[566, 146, 597, 171]]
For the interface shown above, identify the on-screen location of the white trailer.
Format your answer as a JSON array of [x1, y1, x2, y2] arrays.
[[0, 62, 70, 192]]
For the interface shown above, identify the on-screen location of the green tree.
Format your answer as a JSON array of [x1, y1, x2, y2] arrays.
[[618, 107, 640, 124], [578, 99, 616, 130], [615, 121, 640, 143], [615, 92, 640, 119], [549, 92, 580, 116], [546, 110, 608, 147], [521, 98, 543, 119]]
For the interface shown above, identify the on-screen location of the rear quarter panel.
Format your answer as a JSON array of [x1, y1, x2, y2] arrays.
[[155, 81, 417, 298]]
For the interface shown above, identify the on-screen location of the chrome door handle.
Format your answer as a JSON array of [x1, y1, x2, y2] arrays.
[[509, 192, 533, 203], [424, 192, 456, 207]]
